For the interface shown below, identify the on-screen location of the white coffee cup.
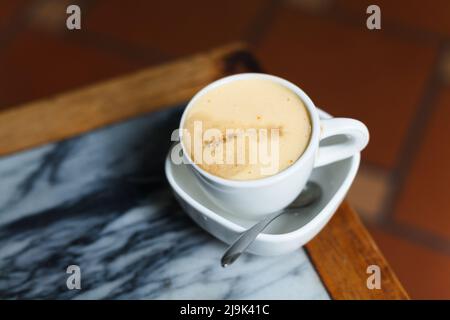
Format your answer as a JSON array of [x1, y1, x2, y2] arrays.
[[179, 73, 369, 219]]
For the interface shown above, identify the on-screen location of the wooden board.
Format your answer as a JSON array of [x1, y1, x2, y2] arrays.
[[306, 202, 409, 299], [0, 43, 408, 299]]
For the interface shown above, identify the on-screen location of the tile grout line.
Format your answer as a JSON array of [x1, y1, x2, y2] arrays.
[[1, 0, 173, 70], [244, 0, 283, 46], [329, 3, 446, 46], [61, 0, 174, 65], [276, 1, 444, 45], [47, 0, 282, 65], [367, 41, 450, 255], [374, 220, 450, 256], [380, 42, 446, 223], [245, 1, 450, 255], [63, 30, 174, 65], [311, 3, 450, 253]]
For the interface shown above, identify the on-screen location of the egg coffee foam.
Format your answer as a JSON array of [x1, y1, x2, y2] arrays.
[[182, 78, 311, 180]]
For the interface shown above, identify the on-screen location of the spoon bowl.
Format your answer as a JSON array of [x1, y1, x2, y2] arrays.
[[221, 182, 322, 267]]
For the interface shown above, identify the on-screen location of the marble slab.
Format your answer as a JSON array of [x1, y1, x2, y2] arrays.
[[0, 106, 329, 299]]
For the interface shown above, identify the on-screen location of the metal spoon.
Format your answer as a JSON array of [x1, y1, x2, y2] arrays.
[[221, 182, 322, 267]]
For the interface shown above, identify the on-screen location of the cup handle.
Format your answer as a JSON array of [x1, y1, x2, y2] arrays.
[[314, 118, 369, 168]]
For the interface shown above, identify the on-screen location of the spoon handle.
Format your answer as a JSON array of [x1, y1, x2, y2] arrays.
[[221, 209, 296, 267]]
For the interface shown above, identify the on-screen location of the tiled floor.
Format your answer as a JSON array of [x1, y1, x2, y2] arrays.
[[86, 0, 272, 57], [334, 0, 450, 38], [394, 88, 450, 240], [255, 5, 438, 169], [369, 227, 450, 299], [0, 28, 146, 107], [0, 0, 449, 299]]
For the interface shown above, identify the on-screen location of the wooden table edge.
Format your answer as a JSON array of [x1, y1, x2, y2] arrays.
[[305, 202, 409, 299], [0, 43, 409, 300]]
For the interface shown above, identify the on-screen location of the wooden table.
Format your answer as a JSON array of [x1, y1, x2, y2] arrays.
[[0, 43, 408, 300]]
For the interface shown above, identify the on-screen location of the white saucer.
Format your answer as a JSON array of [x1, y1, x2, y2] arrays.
[[165, 110, 360, 256]]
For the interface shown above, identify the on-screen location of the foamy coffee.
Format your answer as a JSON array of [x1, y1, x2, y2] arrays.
[[182, 78, 311, 180]]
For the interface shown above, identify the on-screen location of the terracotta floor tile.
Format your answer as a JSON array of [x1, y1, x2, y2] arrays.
[[0, 29, 160, 109], [369, 227, 450, 299], [394, 89, 450, 240], [286, 0, 333, 14], [0, 0, 27, 31], [26, 0, 74, 33], [335, 0, 450, 37], [256, 8, 437, 168], [347, 165, 392, 222], [86, 0, 270, 57]]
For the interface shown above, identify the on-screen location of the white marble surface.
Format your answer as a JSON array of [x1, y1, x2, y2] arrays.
[[0, 107, 329, 299]]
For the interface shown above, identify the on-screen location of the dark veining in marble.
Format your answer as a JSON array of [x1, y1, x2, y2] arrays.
[[0, 106, 328, 299]]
